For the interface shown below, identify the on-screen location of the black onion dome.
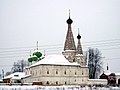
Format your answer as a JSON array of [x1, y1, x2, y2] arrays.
[[77, 34, 81, 39], [66, 17, 73, 24]]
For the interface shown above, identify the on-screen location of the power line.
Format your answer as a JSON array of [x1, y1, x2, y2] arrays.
[[82, 38, 120, 44], [0, 38, 120, 50], [0, 41, 120, 53], [0, 46, 119, 58], [104, 57, 120, 60], [0, 39, 120, 58]]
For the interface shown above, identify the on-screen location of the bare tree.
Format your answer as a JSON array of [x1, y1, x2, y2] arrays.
[[5, 71, 11, 76], [85, 48, 103, 79], [11, 60, 29, 73]]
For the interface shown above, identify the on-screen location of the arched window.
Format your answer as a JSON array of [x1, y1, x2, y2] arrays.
[[75, 71, 76, 75], [75, 79, 76, 82], [65, 81, 67, 85], [39, 70, 41, 74], [73, 59, 75, 62], [82, 70, 84, 75], [56, 81, 58, 85], [47, 71, 49, 74], [82, 79, 84, 82], [56, 71, 58, 74], [64, 71, 66, 74], [46, 81, 49, 85]]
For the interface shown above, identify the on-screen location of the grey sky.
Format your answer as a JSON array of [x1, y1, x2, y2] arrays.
[[0, 0, 120, 73]]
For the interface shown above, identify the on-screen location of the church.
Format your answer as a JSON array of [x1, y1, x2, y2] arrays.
[[22, 13, 89, 85]]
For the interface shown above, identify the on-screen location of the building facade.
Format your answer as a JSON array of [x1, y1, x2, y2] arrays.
[[23, 14, 89, 85]]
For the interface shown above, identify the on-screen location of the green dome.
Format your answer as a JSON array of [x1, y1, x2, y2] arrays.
[[32, 55, 38, 61], [28, 57, 33, 62], [33, 51, 42, 58]]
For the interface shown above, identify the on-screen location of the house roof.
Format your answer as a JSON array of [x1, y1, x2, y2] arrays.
[[0, 79, 3, 82], [103, 70, 120, 76], [4, 72, 25, 80], [30, 54, 81, 68]]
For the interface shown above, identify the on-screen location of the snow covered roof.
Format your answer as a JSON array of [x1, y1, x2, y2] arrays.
[[104, 70, 111, 75], [115, 73, 120, 76], [4, 72, 25, 80], [0, 79, 3, 82], [103, 70, 120, 76], [22, 74, 31, 79], [30, 54, 80, 67]]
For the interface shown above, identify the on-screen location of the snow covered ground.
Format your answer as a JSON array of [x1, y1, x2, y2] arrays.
[[0, 86, 120, 90]]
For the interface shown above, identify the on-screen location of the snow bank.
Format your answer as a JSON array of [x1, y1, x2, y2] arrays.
[[0, 85, 120, 90]]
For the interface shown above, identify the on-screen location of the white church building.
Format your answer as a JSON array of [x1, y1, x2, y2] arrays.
[[23, 13, 89, 85]]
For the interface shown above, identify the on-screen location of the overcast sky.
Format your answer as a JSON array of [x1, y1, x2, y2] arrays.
[[0, 0, 120, 74]]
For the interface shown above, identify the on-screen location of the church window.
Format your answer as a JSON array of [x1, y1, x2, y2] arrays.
[[82, 70, 84, 75], [56, 71, 58, 74], [65, 81, 67, 85], [56, 81, 58, 85], [82, 79, 84, 82], [47, 71, 49, 74], [64, 71, 66, 74], [46, 81, 49, 85], [75, 71, 76, 75], [75, 79, 76, 82], [73, 59, 75, 62], [36, 71, 37, 76]]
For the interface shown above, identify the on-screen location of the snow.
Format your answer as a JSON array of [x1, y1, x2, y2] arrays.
[[0, 79, 3, 82], [0, 85, 120, 90], [4, 72, 25, 80], [115, 73, 120, 76], [30, 54, 80, 68], [104, 70, 111, 75], [104, 70, 120, 76], [22, 74, 31, 79]]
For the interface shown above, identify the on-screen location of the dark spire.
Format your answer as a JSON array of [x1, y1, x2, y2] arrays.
[[76, 28, 83, 54], [107, 63, 109, 70], [66, 10, 73, 24], [77, 28, 81, 39], [64, 11, 76, 50]]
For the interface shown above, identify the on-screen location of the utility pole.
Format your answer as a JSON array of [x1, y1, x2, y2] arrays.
[[2, 69, 4, 80]]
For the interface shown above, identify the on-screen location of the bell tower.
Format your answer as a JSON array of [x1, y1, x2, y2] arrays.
[[62, 11, 76, 62], [75, 29, 86, 66]]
